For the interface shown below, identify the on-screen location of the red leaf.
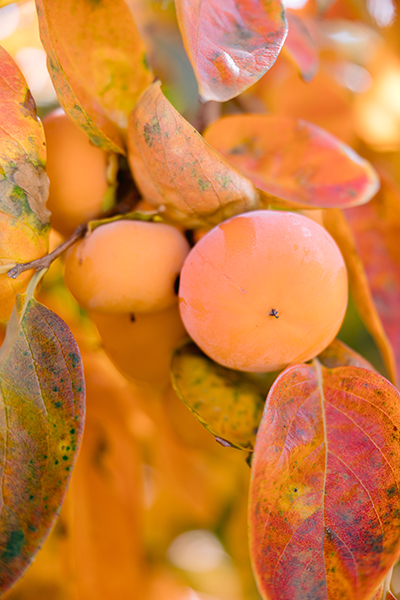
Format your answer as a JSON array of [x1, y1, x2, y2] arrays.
[[35, 0, 152, 153], [174, 0, 288, 102], [323, 209, 397, 385], [249, 362, 400, 600], [0, 297, 85, 594], [284, 11, 319, 82], [318, 338, 374, 371], [203, 115, 379, 209], [127, 82, 260, 227], [343, 169, 400, 387]]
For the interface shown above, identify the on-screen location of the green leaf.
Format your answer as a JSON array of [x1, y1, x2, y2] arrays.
[[171, 342, 276, 450], [0, 295, 85, 595]]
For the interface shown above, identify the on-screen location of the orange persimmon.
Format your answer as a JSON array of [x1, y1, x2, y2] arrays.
[[179, 210, 348, 373]]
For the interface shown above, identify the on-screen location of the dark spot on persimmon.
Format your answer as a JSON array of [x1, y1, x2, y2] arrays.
[[130, 313, 136, 322], [269, 308, 279, 318]]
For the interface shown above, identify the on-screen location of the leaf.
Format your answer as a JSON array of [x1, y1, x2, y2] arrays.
[[343, 169, 400, 387], [171, 342, 276, 450], [174, 0, 288, 102], [249, 361, 400, 600], [318, 338, 374, 371], [35, 0, 153, 154], [127, 82, 260, 227], [323, 208, 397, 385], [0, 46, 50, 323], [203, 115, 379, 209], [283, 11, 319, 82], [0, 295, 85, 595]]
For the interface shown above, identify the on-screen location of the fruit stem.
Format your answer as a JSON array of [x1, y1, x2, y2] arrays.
[[7, 224, 87, 280]]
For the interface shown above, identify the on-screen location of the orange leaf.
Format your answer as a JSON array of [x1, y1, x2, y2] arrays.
[[127, 82, 260, 227], [0, 296, 85, 595], [0, 46, 49, 323], [174, 0, 288, 102], [323, 209, 397, 385], [203, 115, 379, 209], [249, 362, 400, 600], [343, 169, 400, 387], [283, 11, 319, 82], [35, 0, 152, 154], [318, 338, 374, 371]]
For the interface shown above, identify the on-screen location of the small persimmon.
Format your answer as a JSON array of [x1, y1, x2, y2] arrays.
[[64, 220, 190, 314], [43, 108, 110, 237], [179, 210, 348, 373]]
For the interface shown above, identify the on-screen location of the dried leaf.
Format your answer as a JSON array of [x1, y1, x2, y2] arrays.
[[171, 342, 275, 450], [0, 46, 50, 323], [250, 361, 400, 600], [35, 0, 152, 154], [174, 0, 288, 102], [127, 82, 260, 227], [318, 338, 374, 371], [283, 11, 319, 82], [203, 115, 379, 209], [323, 208, 397, 385], [343, 170, 400, 387], [0, 295, 85, 595]]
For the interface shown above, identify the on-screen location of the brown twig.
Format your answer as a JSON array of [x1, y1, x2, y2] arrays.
[[7, 224, 87, 280]]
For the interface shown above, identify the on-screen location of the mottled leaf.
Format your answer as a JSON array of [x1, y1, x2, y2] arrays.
[[0, 46, 50, 323], [324, 208, 397, 385], [0, 295, 85, 595], [250, 361, 400, 600], [283, 11, 319, 82], [343, 170, 400, 387], [127, 82, 260, 227], [203, 115, 379, 209], [171, 342, 276, 450], [174, 0, 288, 102], [35, 0, 152, 154], [318, 338, 374, 371]]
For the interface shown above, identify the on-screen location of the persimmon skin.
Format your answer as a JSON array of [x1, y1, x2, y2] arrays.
[[65, 220, 190, 314], [179, 211, 348, 373], [43, 108, 109, 237]]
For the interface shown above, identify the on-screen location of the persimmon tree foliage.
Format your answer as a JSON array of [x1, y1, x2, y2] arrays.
[[1, 0, 400, 599]]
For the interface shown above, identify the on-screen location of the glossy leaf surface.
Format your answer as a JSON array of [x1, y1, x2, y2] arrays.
[[127, 82, 260, 227], [36, 0, 152, 154], [250, 362, 400, 600], [318, 338, 374, 371], [324, 209, 397, 385], [0, 46, 50, 323], [250, 361, 400, 600], [344, 171, 400, 387], [174, 0, 288, 102], [171, 342, 273, 450], [283, 12, 319, 82], [203, 115, 379, 209], [0, 296, 85, 595]]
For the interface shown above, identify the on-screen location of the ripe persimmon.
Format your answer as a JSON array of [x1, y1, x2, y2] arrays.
[[65, 220, 190, 314], [43, 108, 110, 237], [179, 211, 348, 373], [91, 305, 187, 385]]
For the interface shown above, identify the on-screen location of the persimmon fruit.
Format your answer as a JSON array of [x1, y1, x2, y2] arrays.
[[179, 210, 348, 373], [43, 108, 110, 237], [65, 220, 190, 314]]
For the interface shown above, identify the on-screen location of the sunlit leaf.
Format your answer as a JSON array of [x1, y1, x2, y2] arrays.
[[324, 208, 397, 385], [283, 11, 319, 82], [174, 0, 288, 102], [0, 295, 85, 595], [171, 342, 275, 450], [250, 361, 400, 600], [343, 170, 400, 387], [203, 115, 379, 209], [318, 338, 374, 370], [127, 82, 260, 227], [0, 46, 50, 323], [35, 0, 153, 154]]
